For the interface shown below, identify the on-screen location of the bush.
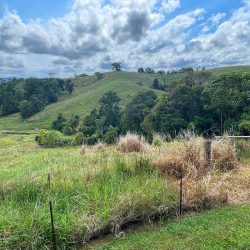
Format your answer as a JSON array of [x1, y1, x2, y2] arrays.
[[116, 132, 150, 153], [63, 124, 73, 136], [36, 130, 71, 148], [84, 132, 101, 145], [103, 126, 118, 144], [71, 132, 85, 146]]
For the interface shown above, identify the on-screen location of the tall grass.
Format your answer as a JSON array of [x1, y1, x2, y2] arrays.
[[0, 135, 176, 248], [0, 134, 249, 248]]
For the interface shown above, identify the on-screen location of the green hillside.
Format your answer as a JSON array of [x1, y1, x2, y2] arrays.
[[1, 65, 250, 132]]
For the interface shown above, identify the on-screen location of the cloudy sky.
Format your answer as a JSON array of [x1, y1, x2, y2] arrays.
[[0, 0, 250, 77]]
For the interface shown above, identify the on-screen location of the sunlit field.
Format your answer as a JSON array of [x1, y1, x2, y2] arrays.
[[0, 134, 249, 248]]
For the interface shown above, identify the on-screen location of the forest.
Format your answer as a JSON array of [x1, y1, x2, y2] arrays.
[[36, 71, 250, 147]]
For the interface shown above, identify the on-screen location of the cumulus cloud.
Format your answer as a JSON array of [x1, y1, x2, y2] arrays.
[[161, 0, 181, 13], [0, 0, 250, 76]]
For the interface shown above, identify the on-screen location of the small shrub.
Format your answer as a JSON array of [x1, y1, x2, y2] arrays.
[[84, 132, 101, 145], [71, 132, 84, 146], [63, 124, 73, 135], [116, 132, 150, 153], [103, 126, 118, 144], [36, 130, 71, 148]]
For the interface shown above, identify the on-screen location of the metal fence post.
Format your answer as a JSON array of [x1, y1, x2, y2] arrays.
[[49, 201, 57, 250]]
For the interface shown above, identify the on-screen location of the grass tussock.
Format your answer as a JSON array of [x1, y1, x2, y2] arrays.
[[117, 132, 150, 153], [212, 139, 238, 171], [183, 174, 228, 211], [154, 136, 239, 179], [79, 144, 86, 154], [92, 141, 106, 152], [154, 137, 206, 179]]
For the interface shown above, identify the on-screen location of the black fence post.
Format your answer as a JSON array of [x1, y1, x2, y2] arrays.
[[49, 201, 57, 250], [179, 172, 183, 217]]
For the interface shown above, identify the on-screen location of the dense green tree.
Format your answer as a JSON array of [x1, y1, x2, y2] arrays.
[[65, 79, 74, 94], [111, 62, 122, 71], [80, 109, 99, 136], [122, 91, 157, 133], [103, 125, 118, 144], [202, 73, 250, 132], [145, 67, 155, 74], [69, 114, 80, 131], [152, 79, 160, 89], [0, 77, 69, 118], [52, 112, 67, 131], [19, 100, 34, 120], [138, 67, 145, 73], [98, 91, 121, 133], [95, 72, 104, 80]]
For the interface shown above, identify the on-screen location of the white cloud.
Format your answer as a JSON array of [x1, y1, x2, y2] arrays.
[[161, 0, 180, 13], [0, 0, 250, 76], [209, 12, 226, 25]]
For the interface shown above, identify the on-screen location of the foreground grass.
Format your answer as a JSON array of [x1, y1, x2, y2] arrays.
[[94, 205, 250, 250], [0, 135, 177, 248]]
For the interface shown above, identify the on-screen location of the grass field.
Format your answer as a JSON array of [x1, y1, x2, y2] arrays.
[[1, 65, 250, 132], [94, 205, 250, 250], [0, 134, 177, 248], [0, 133, 249, 248]]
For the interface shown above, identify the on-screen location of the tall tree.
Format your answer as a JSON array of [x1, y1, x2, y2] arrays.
[[111, 62, 122, 71], [122, 91, 157, 133]]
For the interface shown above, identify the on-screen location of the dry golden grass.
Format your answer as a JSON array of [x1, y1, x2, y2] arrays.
[[153, 136, 239, 179], [153, 137, 206, 179], [212, 139, 238, 171], [182, 164, 250, 209], [79, 144, 86, 155], [117, 132, 150, 153], [92, 141, 106, 152]]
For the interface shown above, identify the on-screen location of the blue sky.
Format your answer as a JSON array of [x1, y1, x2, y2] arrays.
[[0, 0, 249, 77]]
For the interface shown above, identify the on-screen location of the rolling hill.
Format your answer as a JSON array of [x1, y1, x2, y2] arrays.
[[0, 65, 250, 132]]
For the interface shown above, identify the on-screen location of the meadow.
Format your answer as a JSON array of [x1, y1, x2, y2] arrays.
[[0, 133, 249, 249]]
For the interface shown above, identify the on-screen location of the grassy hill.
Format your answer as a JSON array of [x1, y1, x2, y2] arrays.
[[1, 65, 250, 132]]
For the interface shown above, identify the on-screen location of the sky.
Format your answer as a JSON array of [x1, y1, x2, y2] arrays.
[[0, 0, 250, 77]]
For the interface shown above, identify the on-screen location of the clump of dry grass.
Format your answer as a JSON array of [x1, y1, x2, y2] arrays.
[[92, 141, 106, 152], [154, 137, 205, 179], [212, 139, 238, 171], [116, 133, 150, 153], [79, 144, 86, 155], [183, 174, 228, 210]]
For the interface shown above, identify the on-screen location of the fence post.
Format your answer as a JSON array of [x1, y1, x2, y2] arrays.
[[48, 173, 51, 189], [49, 201, 57, 250], [179, 172, 183, 217], [204, 139, 212, 171]]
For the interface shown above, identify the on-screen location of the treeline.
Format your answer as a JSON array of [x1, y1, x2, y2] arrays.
[[138, 66, 206, 75], [0, 78, 73, 119], [48, 72, 250, 147]]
